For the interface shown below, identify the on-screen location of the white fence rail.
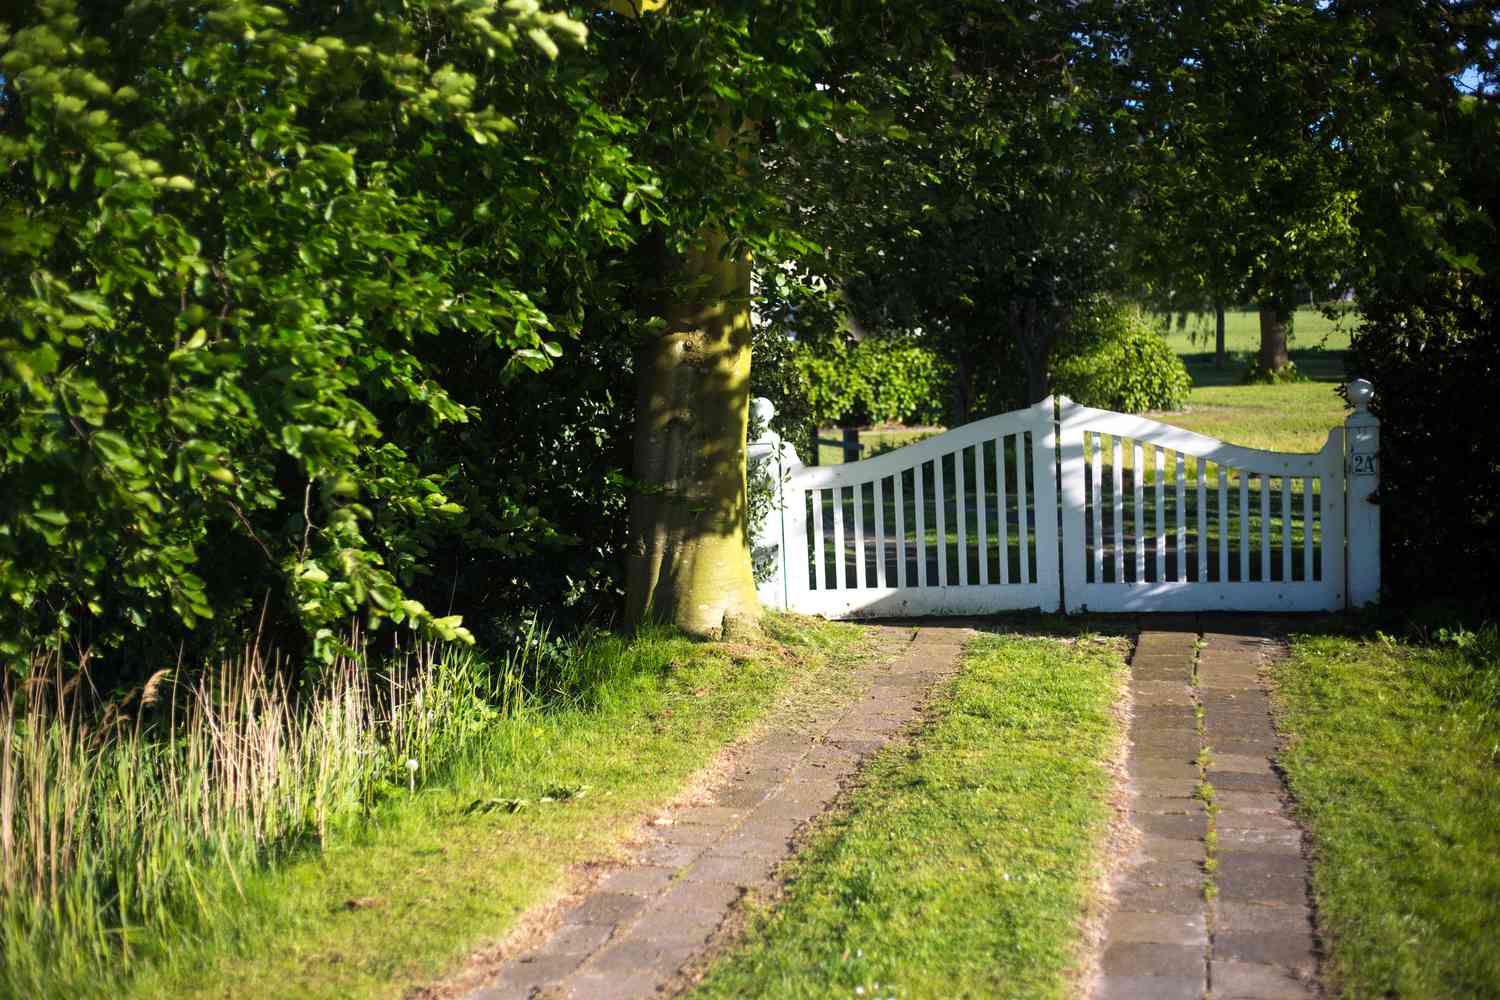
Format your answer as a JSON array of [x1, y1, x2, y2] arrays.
[[752, 382, 1379, 617]]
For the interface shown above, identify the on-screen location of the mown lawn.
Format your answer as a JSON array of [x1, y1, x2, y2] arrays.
[[113, 616, 867, 1000], [816, 426, 942, 466], [1149, 381, 1349, 455], [815, 306, 1355, 462], [1273, 628, 1500, 999], [1152, 305, 1354, 454], [686, 630, 1128, 1000]]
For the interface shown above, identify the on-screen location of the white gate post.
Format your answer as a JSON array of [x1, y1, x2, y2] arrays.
[[1031, 395, 1063, 612], [1345, 380, 1381, 607], [1056, 397, 1089, 614], [748, 398, 794, 611]]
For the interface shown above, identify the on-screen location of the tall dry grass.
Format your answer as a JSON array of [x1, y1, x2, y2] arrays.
[[0, 636, 527, 997]]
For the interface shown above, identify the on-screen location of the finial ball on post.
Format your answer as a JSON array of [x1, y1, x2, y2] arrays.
[[750, 397, 776, 427], [1346, 379, 1374, 409]]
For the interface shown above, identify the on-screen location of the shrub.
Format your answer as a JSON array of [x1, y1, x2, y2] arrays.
[[1240, 359, 1307, 384], [793, 335, 952, 430], [1051, 302, 1192, 412]]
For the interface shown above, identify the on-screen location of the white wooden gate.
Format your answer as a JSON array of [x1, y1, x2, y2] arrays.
[[756, 399, 1059, 617], [1057, 399, 1346, 612], [752, 383, 1379, 617]]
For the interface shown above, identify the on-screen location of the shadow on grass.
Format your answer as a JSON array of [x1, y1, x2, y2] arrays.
[[1181, 349, 1348, 388]]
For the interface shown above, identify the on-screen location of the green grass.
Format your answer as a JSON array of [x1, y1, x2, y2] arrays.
[[813, 306, 1355, 462], [1145, 305, 1355, 455], [686, 629, 1128, 1000], [124, 615, 865, 1000], [6, 616, 866, 1000], [817, 427, 941, 466], [1149, 382, 1349, 454], [1272, 627, 1500, 999]]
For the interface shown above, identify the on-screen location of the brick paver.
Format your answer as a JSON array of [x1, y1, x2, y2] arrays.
[[1094, 617, 1320, 1000], [466, 623, 972, 1000]]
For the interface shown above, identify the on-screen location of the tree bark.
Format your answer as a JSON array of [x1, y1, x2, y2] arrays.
[[1214, 302, 1226, 370], [951, 350, 972, 425], [1257, 299, 1291, 372], [625, 231, 760, 636], [1010, 299, 1053, 405], [840, 426, 861, 464]]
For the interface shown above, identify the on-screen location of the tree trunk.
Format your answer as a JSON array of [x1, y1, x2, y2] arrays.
[[1257, 299, 1291, 373], [625, 231, 760, 636], [841, 426, 861, 463], [952, 351, 972, 425], [1214, 303, 1226, 370], [1010, 299, 1053, 405]]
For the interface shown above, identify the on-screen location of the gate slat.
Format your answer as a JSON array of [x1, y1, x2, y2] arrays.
[[874, 478, 887, 589], [999, 436, 1012, 585], [1303, 477, 1314, 583], [915, 462, 927, 587], [1218, 468, 1229, 583], [1017, 436, 1031, 585], [853, 481, 866, 589], [1260, 475, 1271, 581], [1133, 442, 1144, 584], [1282, 476, 1293, 583], [813, 489, 827, 591], [895, 471, 907, 587], [977, 443, 990, 586], [935, 456, 948, 586], [956, 447, 968, 586], [1155, 446, 1166, 583], [1197, 459, 1208, 583], [1112, 436, 1124, 584], [1175, 451, 1186, 581], [1090, 433, 1102, 585], [1240, 473, 1250, 583], [833, 486, 847, 588]]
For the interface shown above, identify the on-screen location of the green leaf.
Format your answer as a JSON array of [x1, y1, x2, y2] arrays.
[[66, 291, 110, 317]]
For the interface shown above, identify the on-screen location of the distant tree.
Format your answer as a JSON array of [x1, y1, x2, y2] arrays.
[[1125, 1, 1358, 377], [763, 0, 1138, 417]]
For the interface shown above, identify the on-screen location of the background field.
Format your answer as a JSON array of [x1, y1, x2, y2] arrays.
[[815, 304, 1356, 460]]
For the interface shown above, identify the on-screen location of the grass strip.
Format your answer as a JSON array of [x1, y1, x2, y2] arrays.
[[1154, 382, 1349, 454], [1273, 629, 1500, 998], [686, 630, 1128, 1000], [107, 615, 865, 1000]]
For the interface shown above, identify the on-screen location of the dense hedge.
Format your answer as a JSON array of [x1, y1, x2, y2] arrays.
[[1347, 273, 1499, 611]]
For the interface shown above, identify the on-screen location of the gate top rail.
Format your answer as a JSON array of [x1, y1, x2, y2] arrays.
[[786, 397, 1053, 489], [1058, 396, 1338, 475]]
